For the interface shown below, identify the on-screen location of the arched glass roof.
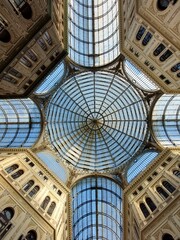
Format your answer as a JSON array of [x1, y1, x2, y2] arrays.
[[34, 61, 66, 95], [152, 94, 180, 147], [68, 0, 120, 67], [124, 60, 159, 92], [46, 71, 148, 171], [127, 150, 159, 183], [72, 176, 123, 240], [0, 99, 41, 147]]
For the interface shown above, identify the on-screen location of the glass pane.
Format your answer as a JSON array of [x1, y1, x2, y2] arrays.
[[0, 99, 41, 148], [68, 0, 120, 67], [124, 60, 159, 92], [127, 150, 159, 183], [152, 95, 180, 147], [34, 61, 66, 95], [72, 177, 122, 240]]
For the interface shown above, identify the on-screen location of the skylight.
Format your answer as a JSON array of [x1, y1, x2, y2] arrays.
[[124, 60, 159, 92], [0, 99, 41, 147], [152, 94, 180, 147], [34, 61, 66, 95], [127, 150, 159, 183], [68, 0, 120, 67], [46, 71, 148, 171]]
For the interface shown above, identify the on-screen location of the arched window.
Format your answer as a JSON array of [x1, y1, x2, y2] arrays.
[[11, 169, 24, 179], [23, 180, 34, 192], [28, 186, 40, 197], [8, 68, 22, 78], [43, 32, 52, 45], [2, 75, 17, 84], [142, 32, 152, 46], [160, 50, 172, 62], [26, 50, 37, 62], [162, 181, 176, 193], [18, 2, 32, 20], [139, 203, 150, 218], [37, 38, 47, 51], [5, 164, 19, 174], [162, 233, 174, 240], [47, 202, 56, 216], [57, 190, 62, 196], [173, 170, 180, 178], [8, 1, 32, 20], [153, 43, 165, 56], [146, 198, 157, 212], [0, 18, 11, 43], [0, 207, 14, 238], [18, 230, 37, 240], [156, 186, 169, 199], [136, 26, 146, 40], [41, 196, 50, 210], [157, 0, 170, 11], [20, 56, 32, 68], [25, 230, 37, 240], [171, 63, 180, 72]]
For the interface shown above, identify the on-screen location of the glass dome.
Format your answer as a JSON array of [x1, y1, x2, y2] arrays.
[[46, 71, 148, 171]]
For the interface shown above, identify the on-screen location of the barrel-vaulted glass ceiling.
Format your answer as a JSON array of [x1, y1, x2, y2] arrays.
[[46, 71, 148, 171], [68, 0, 120, 67], [152, 94, 180, 147], [72, 177, 123, 240], [0, 99, 41, 147]]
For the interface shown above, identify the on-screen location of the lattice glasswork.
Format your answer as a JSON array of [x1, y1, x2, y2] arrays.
[[0, 99, 41, 147], [152, 94, 180, 147], [124, 60, 159, 92], [68, 0, 120, 67], [127, 150, 159, 183], [34, 61, 66, 95], [72, 177, 123, 240], [46, 71, 148, 171]]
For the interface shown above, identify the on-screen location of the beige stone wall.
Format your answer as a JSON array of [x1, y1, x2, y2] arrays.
[[0, 0, 48, 63], [120, 0, 180, 93], [0, 149, 71, 240], [0, 0, 66, 97], [0, 176, 54, 240], [0, 21, 65, 96], [123, 149, 180, 240], [52, 0, 66, 49]]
